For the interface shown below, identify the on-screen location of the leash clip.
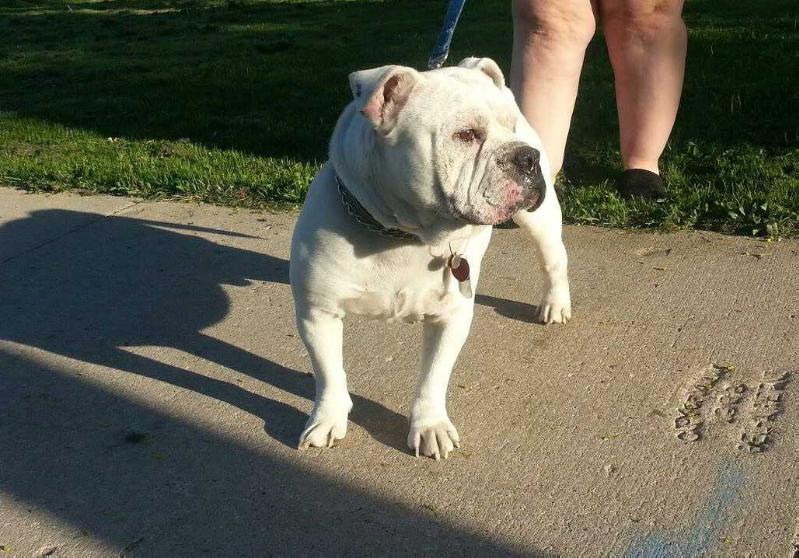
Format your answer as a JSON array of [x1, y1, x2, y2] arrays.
[[427, 0, 467, 69]]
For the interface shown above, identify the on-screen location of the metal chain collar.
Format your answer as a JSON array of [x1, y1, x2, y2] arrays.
[[335, 175, 418, 241]]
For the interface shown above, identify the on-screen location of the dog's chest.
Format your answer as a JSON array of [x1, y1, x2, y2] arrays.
[[343, 286, 460, 323], [341, 259, 463, 323]]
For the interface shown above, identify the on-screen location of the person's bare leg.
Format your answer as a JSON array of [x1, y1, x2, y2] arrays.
[[511, 0, 596, 179], [600, 0, 687, 175]]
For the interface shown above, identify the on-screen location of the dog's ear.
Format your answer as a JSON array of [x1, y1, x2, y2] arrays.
[[349, 65, 421, 133], [458, 57, 505, 89]]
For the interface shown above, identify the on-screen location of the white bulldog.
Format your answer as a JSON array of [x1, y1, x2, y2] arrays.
[[289, 57, 571, 459]]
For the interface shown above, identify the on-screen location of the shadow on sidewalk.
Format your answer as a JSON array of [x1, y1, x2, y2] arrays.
[[0, 208, 542, 554], [475, 294, 540, 325], [0, 208, 409, 450]]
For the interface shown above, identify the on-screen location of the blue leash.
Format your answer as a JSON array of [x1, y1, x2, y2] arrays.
[[428, 0, 467, 69]]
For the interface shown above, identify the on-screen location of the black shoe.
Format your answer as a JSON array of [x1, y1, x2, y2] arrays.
[[616, 169, 667, 199]]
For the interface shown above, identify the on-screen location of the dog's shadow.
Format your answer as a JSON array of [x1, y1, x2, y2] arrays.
[[0, 209, 407, 452], [476, 294, 541, 325]]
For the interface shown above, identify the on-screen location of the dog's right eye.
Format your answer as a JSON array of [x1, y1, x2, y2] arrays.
[[454, 129, 482, 143]]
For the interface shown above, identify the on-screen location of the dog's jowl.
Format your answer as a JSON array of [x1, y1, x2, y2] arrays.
[[289, 57, 571, 459]]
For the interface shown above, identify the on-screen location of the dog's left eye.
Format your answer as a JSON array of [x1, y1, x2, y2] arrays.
[[454, 129, 482, 143]]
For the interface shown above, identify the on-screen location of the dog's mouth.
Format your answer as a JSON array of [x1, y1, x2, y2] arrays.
[[448, 176, 545, 226], [447, 204, 491, 226]]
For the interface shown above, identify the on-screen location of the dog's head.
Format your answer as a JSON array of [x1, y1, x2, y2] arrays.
[[331, 57, 548, 238]]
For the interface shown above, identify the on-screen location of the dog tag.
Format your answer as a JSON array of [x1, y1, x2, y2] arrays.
[[448, 254, 473, 298]]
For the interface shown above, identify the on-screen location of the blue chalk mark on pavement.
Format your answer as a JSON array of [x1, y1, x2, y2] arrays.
[[625, 463, 744, 557]]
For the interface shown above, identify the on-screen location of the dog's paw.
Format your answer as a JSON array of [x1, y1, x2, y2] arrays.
[[298, 397, 352, 450], [407, 404, 460, 460], [538, 287, 571, 324]]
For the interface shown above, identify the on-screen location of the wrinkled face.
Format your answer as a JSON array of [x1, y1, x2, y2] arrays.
[[412, 67, 547, 224], [341, 59, 547, 228]]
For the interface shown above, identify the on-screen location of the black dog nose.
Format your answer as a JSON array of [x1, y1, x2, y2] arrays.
[[511, 146, 540, 176]]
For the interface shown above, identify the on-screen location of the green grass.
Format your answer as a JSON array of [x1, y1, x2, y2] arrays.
[[0, 0, 797, 236]]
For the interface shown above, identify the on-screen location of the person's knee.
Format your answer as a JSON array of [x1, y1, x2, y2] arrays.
[[513, 0, 596, 50], [601, 0, 686, 43]]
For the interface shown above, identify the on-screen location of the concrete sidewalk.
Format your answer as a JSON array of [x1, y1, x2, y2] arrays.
[[0, 188, 796, 556]]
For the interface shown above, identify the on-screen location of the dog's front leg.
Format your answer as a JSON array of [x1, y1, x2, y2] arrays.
[[296, 308, 353, 449], [513, 193, 572, 324], [408, 305, 474, 460]]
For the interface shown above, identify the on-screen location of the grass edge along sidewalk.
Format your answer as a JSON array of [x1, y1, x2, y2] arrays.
[[0, 0, 797, 238]]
